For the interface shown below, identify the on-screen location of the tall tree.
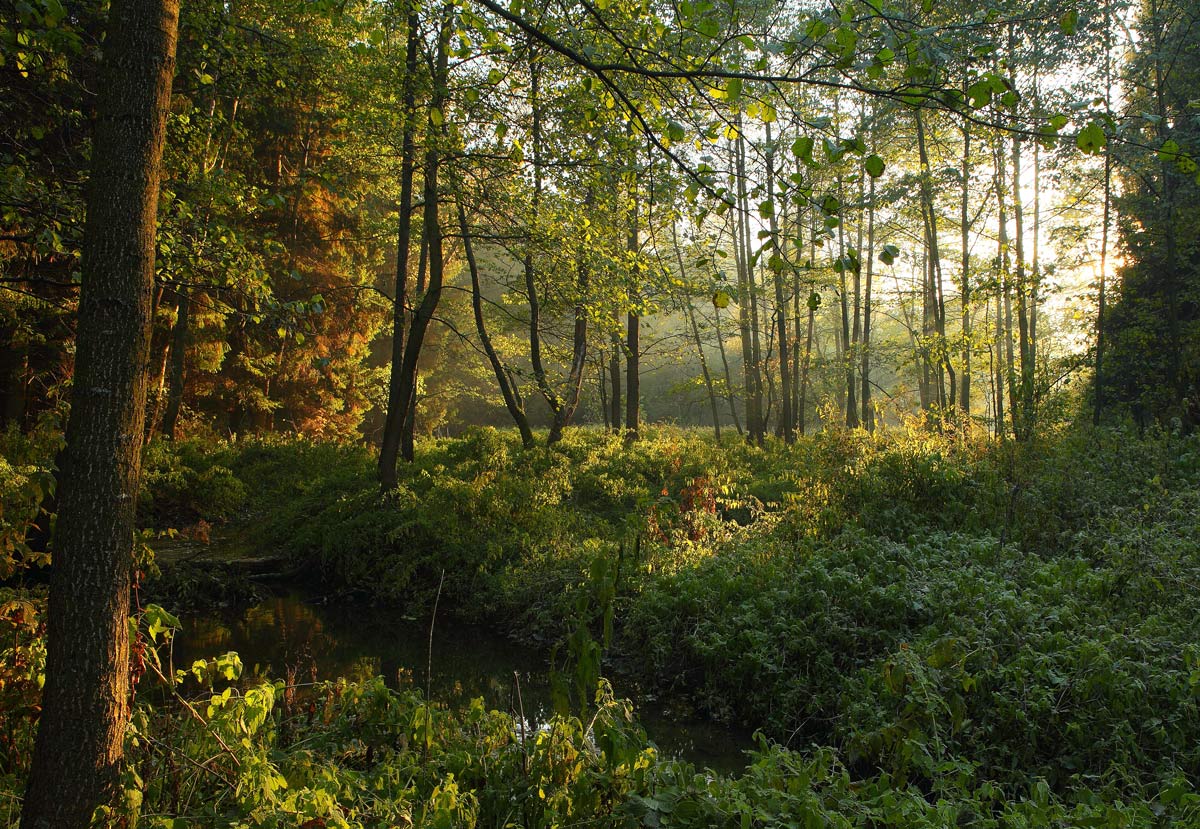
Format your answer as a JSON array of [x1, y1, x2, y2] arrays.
[[21, 0, 179, 825]]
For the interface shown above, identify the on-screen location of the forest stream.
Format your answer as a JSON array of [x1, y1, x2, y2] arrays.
[[173, 588, 756, 775]]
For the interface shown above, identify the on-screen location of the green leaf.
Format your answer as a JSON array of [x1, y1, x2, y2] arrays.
[[725, 77, 743, 103], [429, 106, 444, 127], [791, 135, 815, 163], [967, 79, 993, 109], [1157, 139, 1180, 161], [880, 243, 900, 266], [667, 120, 685, 142], [1059, 9, 1079, 35], [712, 290, 731, 309], [1076, 121, 1106, 155], [864, 154, 885, 178]]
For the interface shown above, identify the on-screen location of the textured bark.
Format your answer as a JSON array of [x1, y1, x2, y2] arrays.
[[21, 0, 178, 826], [379, 4, 422, 488]]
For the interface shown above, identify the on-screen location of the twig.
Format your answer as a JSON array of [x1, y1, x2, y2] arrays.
[[144, 658, 242, 768]]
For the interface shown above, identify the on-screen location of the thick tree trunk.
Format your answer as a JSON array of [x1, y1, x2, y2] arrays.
[[21, 0, 178, 826]]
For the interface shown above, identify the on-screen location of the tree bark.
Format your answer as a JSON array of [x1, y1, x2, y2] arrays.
[[22, 0, 178, 825]]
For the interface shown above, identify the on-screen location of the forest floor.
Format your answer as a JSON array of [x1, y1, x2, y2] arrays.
[[4, 423, 1200, 826]]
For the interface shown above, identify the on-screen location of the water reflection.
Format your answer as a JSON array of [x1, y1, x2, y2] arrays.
[[175, 591, 754, 773]]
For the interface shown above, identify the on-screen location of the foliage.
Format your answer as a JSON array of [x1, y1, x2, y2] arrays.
[[6, 423, 1200, 823]]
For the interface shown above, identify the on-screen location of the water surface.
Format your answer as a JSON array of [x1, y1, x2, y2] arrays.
[[175, 590, 755, 774]]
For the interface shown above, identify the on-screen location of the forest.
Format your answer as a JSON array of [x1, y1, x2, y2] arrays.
[[2, 0, 1199, 825]]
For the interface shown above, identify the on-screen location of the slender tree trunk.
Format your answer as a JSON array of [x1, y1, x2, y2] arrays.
[[396, 9, 451, 462], [837, 177, 858, 427], [959, 124, 972, 418], [624, 180, 640, 443], [598, 359, 609, 430], [673, 223, 721, 438], [862, 176, 876, 431], [161, 288, 189, 440], [1094, 4, 1113, 426], [609, 330, 622, 432], [459, 196, 534, 446], [524, 54, 581, 446], [799, 295, 816, 436], [994, 130, 1017, 435], [733, 129, 762, 443], [1009, 28, 1034, 438], [712, 305, 743, 435], [916, 111, 955, 415], [22, 0, 178, 825], [766, 124, 792, 442], [378, 4, 422, 487]]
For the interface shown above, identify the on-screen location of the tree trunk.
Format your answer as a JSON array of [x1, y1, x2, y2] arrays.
[[1008, 28, 1034, 438], [378, 3, 422, 487], [766, 124, 792, 442], [959, 124, 972, 418], [862, 175, 876, 431], [161, 288, 189, 440], [672, 223, 721, 439], [799, 295, 816, 436], [915, 110, 954, 415], [22, 0, 178, 825], [459, 196, 535, 447], [609, 330, 622, 432], [733, 130, 762, 443], [837, 177, 858, 428], [712, 305, 743, 435], [396, 9, 451, 463]]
